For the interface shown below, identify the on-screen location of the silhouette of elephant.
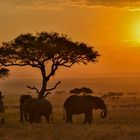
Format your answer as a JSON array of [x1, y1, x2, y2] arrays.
[[22, 98, 53, 123], [19, 95, 32, 122], [63, 95, 107, 124]]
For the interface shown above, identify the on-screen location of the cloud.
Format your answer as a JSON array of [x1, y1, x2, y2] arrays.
[[1, 0, 140, 10], [0, 0, 80, 6], [86, 0, 140, 7], [0, 0, 85, 10]]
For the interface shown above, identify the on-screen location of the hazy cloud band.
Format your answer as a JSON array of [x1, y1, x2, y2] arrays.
[[86, 0, 140, 7], [1, 0, 140, 8]]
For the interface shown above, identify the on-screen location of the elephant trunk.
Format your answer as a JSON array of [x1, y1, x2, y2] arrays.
[[101, 109, 107, 118]]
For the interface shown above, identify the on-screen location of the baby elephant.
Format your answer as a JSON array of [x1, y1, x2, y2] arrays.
[[22, 98, 53, 123]]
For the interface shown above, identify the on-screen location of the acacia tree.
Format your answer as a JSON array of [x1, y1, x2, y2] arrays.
[[70, 88, 80, 95], [70, 87, 93, 96], [102, 92, 124, 103], [0, 32, 99, 99]]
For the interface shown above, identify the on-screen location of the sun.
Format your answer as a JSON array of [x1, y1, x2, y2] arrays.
[[133, 20, 140, 41], [135, 27, 140, 39], [129, 20, 140, 45]]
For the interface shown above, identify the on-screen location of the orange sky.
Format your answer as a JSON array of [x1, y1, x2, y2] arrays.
[[1, 0, 140, 79]]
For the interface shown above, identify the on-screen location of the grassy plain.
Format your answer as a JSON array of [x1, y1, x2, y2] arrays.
[[0, 94, 140, 140]]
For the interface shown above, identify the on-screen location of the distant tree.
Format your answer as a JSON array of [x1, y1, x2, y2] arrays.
[[81, 87, 93, 96], [55, 90, 67, 94], [0, 32, 99, 99], [102, 92, 124, 103], [70, 88, 81, 95], [106, 92, 124, 98], [0, 68, 9, 78], [70, 87, 93, 96], [101, 94, 109, 99], [127, 92, 137, 96], [127, 92, 137, 103]]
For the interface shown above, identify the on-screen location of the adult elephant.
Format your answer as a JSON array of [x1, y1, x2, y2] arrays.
[[19, 95, 32, 122], [63, 95, 107, 124], [22, 98, 53, 123]]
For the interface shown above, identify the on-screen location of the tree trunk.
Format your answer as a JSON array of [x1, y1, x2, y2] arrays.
[[38, 77, 47, 99], [38, 64, 58, 99], [38, 65, 47, 99]]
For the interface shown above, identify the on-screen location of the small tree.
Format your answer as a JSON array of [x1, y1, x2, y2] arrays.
[[127, 92, 137, 103], [70, 87, 93, 96], [102, 92, 124, 103], [81, 87, 93, 96], [70, 88, 81, 95], [0, 32, 99, 99]]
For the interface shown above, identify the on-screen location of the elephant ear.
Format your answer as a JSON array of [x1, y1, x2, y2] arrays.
[[93, 103, 98, 110], [88, 101, 98, 110]]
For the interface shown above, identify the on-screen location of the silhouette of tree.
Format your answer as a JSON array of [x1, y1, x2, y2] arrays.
[[108, 92, 124, 97], [127, 92, 137, 103], [81, 87, 93, 96], [70, 87, 93, 96], [127, 92, 137, 96], [0, 32, 99, 99], [0, 68, 9, 78], [102, 92, 124, 103], [70, 88, 81, 95]]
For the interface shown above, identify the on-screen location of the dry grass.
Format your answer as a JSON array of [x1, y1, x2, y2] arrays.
[[0, 95, 140, 140]]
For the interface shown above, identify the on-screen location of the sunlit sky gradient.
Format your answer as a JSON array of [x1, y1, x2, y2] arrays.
[[1, 0, 140, 79]]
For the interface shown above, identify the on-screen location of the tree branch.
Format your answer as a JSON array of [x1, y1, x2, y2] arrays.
[[61, 63, 74, 67], [1, 63, 28, 67], [45, 81, 61, 92], [44, 92, 52, 98], [27, 85, 40, 94], [46, 63, 58, 81], [1, 62, 41, 68]]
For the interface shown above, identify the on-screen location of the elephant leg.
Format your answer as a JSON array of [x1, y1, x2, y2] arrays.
[[20, 105, 23, 122], [20, 112, 23, 122], [34, 113, 41, 123], [69, 114, 73, 124], [66, 112, 71, 124], [66, 112, 69, 123], [24, 113, 28, 121], [36, 116, 41, 123], [46, 115, 50, 123], [87, 111, 92, 125], [84, 113, 88, 124], [29, 113, 34, 124]]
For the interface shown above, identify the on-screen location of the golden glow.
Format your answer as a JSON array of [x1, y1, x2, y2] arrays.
[[0, 4, 140, 78], [133, 20, 140, 43]]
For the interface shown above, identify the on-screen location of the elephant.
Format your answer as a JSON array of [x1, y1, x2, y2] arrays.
[[63, 95, 107, 124], [22, 98, 53, 123], [19, 95, 32, 122]]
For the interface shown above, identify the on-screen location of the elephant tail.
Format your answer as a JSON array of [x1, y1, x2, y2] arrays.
[[63, 107, 65, 121]]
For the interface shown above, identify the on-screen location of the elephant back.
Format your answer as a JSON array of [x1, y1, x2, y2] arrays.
[[64, 95, 80, 107], [64, 95, 91, 113], [20, 95, 32, 104], [31, 99, 53, 115]]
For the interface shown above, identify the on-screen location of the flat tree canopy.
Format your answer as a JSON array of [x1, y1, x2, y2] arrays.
[[0, 32, 100, 99], [70, 87, 93, 96], [101, 92, 124, 99]]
